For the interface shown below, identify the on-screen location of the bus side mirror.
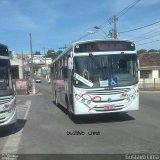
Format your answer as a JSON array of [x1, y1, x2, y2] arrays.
[[68, 57, 73, 70], [62, 67, 68, 78]]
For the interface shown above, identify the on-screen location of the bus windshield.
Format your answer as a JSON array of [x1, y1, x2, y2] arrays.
[[0, 59, 14, 96], [73, 54, 138, 88]]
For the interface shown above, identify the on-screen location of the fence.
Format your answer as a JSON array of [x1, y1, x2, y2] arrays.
[[139, 78, 160, 89]]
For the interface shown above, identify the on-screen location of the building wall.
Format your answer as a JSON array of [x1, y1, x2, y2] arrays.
[[10, 59, 23, 79], [139, 68, 160, 88], [152, 70, 159, 78]]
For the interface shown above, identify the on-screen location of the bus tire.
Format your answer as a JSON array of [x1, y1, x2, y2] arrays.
[[68, 107, 72, 117], [1, 122, 16, 134], [66, 97, 73, 118]]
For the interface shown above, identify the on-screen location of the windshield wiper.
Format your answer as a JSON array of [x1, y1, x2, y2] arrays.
[[89, 53, 101, 69], [89, 53, 106, 79]]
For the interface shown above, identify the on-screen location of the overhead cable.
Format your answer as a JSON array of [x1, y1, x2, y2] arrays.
[[137, 39, 160, 46], [119, 20, 160, 33], [116, 0, 141, 18]]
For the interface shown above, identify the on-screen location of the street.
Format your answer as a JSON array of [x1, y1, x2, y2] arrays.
[[0, 79, 160, 159]]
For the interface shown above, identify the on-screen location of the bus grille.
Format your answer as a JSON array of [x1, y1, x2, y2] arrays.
[[86, 88, 131, 95], [0, 96, 13, 105], [86, 88, 131, 111]]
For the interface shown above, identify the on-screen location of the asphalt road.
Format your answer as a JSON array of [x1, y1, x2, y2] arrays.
[[0, 79, 160, 159]]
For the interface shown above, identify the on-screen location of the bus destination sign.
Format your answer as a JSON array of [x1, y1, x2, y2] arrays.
[[74, 41, 135, 53]]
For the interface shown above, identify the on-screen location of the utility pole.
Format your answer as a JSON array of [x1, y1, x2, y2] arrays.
[[113, 15, 118, 39], [43, 47, 46, 66], [30, 33, 36, 94], [21, 50, 24, 79], [43, 47, 47, 80], [109, 15, 118, 39]]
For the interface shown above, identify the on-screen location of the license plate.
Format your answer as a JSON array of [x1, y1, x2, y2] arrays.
[[104, 105, 114, 110]]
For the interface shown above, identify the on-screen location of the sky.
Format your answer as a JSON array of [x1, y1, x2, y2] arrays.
[[0, 0, 160, 54]]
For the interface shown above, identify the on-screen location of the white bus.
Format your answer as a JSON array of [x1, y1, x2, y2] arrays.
[[50, 39, 139, 117], [0, 44, 17, 127]]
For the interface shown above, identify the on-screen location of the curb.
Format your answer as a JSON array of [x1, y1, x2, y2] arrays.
[[139, 90, 160, 93]]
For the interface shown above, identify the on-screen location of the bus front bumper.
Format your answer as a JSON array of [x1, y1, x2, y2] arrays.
[[0, 108, 17, 127]]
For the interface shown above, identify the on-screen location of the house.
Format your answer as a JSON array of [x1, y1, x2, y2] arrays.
[[10, 52, 31, 80], [10, 59, 23, 79], [138, 53, 160, 88]]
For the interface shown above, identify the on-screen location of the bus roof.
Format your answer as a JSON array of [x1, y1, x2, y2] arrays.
[[0, 43, 9, 57], [72, 38, 135, 45], [0, 43, 8, 48], [51, 45, 72, 64], [51, 39, 135, 65]]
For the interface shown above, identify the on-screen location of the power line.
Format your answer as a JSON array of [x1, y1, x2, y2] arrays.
[[132, 25, 160, 40], [137, 40, 160, 46], [135, 31, 160, 43], [119, 20, 160, 33], [99, 0, 141, 29], [116, 0, 141, 18], [107, 0, 141, 38], [72, 0, 142, 41], [72, 33, 89, 43]]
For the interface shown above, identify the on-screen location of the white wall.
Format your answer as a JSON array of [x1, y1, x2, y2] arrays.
[[10, 59, 23, 79], [152, 70, 159, 78]]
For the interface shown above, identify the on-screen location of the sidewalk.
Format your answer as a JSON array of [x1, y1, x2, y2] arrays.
[[139, 88, 160, 93]]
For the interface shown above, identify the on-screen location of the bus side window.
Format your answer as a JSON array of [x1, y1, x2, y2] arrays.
[[62, 67, 68, 78]]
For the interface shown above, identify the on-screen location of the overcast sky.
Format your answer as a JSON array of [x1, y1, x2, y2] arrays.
[[0, 0, 160, 53]]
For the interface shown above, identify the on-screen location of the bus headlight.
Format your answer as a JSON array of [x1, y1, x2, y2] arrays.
[[3, 104, 10, 110], [3, 102, 15, 111]]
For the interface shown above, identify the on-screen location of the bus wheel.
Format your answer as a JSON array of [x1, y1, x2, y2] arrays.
[[68, 105, 75, 119], [66, 100, 73, 118], [65, 96, 74, 119], [68, 106, 72, 116]]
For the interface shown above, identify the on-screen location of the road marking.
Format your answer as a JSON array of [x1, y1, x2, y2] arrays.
[[1, 100, 32, 155], [24, 100, 31, 120], [16, 105, 28, 112]]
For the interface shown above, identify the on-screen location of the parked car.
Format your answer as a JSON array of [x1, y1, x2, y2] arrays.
[[35, 78, 41, 83]]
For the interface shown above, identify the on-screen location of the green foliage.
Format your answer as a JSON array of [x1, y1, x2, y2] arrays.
[[148, 49, 159, 53], [137, 49, 147, 55], [34, 51, 41, 55], [137, 49, 160, 55], [46, 49, 62, 60], [33, 64, 41, 72], [29, 63, 41, 72]]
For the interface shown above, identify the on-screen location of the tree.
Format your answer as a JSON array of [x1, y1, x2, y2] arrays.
[[137, 49, 147, 55], [28, 63, 41, 73], [34, 51, 41, 55], [148, 49, 158, 53], [33, 64, 41, 72], [46, 49, 62, 60], [56, 50, 63, 54]]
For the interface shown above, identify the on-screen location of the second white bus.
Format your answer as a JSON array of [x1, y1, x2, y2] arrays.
[[50, 39, 139, 116]]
